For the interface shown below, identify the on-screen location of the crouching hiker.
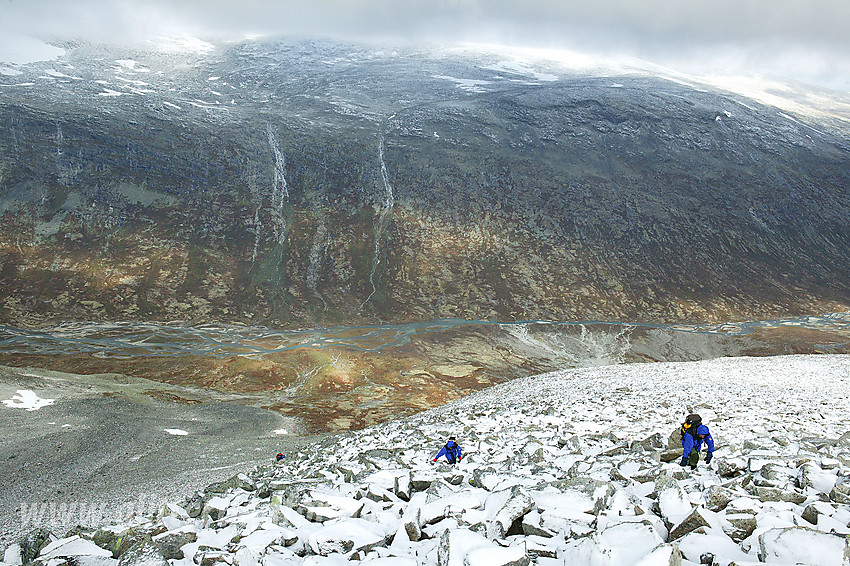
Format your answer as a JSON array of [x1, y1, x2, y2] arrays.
[[679, 413, 714, 469], [433, 436, 462, 465]]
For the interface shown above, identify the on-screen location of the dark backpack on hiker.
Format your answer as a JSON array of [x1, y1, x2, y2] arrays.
[[444, 442, 460, 463], [681, 414, 702, 465]]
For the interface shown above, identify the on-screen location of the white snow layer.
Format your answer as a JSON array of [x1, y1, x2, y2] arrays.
[[0, 33, 64, 65], [6, 354, 850, 566], [165, 429, 189, 436], [2, 389, 55, 411]]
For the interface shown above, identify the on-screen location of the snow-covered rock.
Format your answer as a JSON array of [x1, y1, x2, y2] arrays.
[[5, 355, 850, 566]]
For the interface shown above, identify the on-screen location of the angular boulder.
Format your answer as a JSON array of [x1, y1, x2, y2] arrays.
[[758, 526, 850, 566], [463, 545, 530, 566], [436, 528, 494, 566], [116, 539, 167, 566]]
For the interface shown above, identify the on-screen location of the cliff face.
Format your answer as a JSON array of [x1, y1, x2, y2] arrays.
[[1, 39, 849, 328]]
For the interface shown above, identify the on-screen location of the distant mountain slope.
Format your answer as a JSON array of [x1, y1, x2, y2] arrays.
[[0, 39, 848, 328]]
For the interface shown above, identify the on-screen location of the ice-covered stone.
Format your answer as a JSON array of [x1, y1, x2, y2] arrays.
[[633, 543, 682, 566], [436, 529, 494, 566], [654, 480, 692, 527], [39, 536, 114, 561], [463, 545, 529, 566], [703, 484, 736, 512], [520, 510, 554, 538], [3, 543, 23, 566], [307, 519, 384, 557], [758, 526, 850, 565], [489, 487, 534, 539]]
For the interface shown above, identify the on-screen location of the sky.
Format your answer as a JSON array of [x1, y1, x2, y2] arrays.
[[1, 0, 848, 90]]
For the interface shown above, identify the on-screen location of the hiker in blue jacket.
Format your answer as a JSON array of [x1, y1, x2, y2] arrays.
[[679, 413, 714, 469], [433, 437, 462, 464]]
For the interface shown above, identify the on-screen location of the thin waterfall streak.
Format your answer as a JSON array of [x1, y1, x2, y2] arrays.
[[251, 208, 261, 265], [266, 123, 289, 245], [361, 136, 395, 310], [267, 123, 289, 205]]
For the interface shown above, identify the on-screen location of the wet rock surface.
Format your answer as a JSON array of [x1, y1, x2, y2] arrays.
[[1, 39, 849, 329]]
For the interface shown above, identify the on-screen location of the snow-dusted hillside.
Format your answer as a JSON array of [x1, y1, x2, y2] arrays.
[[4, 355, 850, 566]]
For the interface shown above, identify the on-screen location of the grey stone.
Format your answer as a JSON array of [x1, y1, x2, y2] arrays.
[[703, 485, 735, 512], [631, 466, 663, 484], [444, 473, 465, 486], [667, 429, 682, 450], [716, 458, 746, 478], [557, 435, 582, 452], [153, 532, 197, 560], [205, 474, 255, 494], [642, 543, 683, 566], [17, 529, 54, 564], [755, 486, 806, 504], [116, 539, 168, 566], [410, 471, 437, 493], [184, 494, 206, 518], [801, 503, 821, 525], [633, 432, 664, 451], [402, 508, 422, 542], [830, 483, 850, 504], [723, 514, 757, 543], [659, 449, 683, 463], [489, 486, 535, 539], [669, 508, 712, 540], [521, 511, 554, 538], [394, 473, 411, 501], [753, 463, 795, 488]]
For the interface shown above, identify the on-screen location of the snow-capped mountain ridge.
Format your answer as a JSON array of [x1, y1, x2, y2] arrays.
[[2, 37, 849, 329]]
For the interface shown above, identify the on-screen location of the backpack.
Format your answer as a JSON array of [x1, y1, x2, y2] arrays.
[[445, 443, 459, 462], [680, 414, 701, 442]]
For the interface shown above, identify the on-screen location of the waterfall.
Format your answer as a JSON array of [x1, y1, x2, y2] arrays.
[[266, 123, 289, 245], [361, 136, 395, 309]]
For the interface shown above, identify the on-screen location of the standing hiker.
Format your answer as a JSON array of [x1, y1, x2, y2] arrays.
[[679, 413, 714, 469], [433, 436, 463, 465]]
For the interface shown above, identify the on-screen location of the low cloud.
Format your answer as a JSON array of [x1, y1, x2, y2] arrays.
[[2, 0, 848, 89]]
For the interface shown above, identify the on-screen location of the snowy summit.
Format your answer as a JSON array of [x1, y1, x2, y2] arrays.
[[3, 354, 849, 565]]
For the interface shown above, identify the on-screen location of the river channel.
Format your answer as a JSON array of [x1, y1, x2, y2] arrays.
[[2, 312, 848, 359]]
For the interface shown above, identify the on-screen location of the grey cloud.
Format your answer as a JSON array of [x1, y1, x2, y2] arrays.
[[2, 0, 848, 89]]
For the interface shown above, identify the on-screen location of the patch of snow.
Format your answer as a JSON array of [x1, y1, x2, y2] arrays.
[[156, 35, 215, 55], [164, 429, 188, 436], [44, 69, 82, 80], [432, 74, 491, 93], [0, 33, 64, 65], [484, 60, 558, 82], [2, 390, 55, 411], [274, 429, 289, 435]]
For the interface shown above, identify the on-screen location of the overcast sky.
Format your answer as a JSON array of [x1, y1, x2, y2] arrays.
[[2, 0, 848, 89]]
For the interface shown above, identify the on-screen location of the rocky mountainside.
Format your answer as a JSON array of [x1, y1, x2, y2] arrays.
[[1, 38, 849, 328], [4, 354, 849, 565]]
